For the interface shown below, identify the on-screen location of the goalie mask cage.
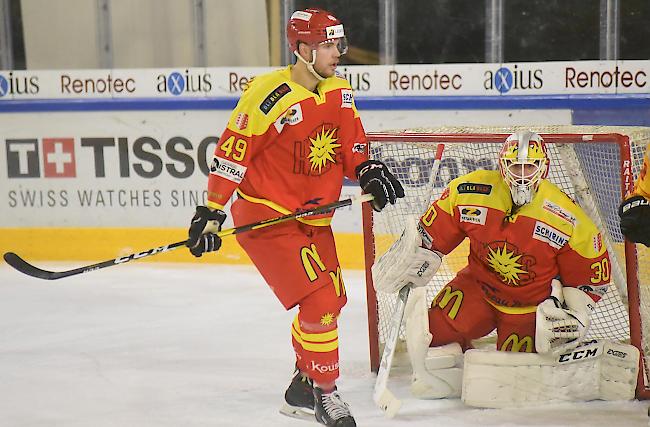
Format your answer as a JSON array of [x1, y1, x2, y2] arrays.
[[362, 125, 650, 399]]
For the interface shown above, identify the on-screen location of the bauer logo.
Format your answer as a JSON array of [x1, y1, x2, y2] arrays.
[[483, 65, 543, 93]]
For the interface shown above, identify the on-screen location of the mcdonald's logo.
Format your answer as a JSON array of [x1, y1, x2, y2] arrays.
[[329, 266, 346, 297], [433, 287, 463, 320], [500, 334, 533, 352], [300, 243, 326, 281]]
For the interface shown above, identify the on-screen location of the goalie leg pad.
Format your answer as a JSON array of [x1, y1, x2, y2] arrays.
[[461, 340, 639, 408], [405, 286, 463, 399]]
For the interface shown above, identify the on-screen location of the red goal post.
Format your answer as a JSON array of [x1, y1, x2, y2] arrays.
[[362, 125, 650, 398]]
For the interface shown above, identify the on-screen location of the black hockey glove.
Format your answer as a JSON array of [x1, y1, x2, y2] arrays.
[[187, 206, 227, 257], [355, 160, 405, 212], [619, 195, 650, 247]]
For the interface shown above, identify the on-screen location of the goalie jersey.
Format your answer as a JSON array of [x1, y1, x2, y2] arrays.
[[418, 169, 610, 310], [206, 66, 368, 225]]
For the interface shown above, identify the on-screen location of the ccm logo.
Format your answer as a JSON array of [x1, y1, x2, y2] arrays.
[[558, 347, 599, 363]]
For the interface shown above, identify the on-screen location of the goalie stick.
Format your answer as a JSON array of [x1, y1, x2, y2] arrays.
[[374, 285, 410, 417], [3, 193, 374, 281], [373, 143, 445, 417]]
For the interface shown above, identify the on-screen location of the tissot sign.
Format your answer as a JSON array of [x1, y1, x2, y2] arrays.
[[0, 111, 222, 227]]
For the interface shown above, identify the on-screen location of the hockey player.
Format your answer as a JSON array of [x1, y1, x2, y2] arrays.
[[619, 144, 650, 246], [374, 131, 638, 407], [186, 8, 403, 427]]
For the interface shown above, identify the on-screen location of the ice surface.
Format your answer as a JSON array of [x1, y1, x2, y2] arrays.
[[0, 262, 647, 427]]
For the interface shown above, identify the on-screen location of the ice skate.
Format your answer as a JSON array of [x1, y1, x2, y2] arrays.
[[313, 387, 356, 427], [279, 367, 315, 420]]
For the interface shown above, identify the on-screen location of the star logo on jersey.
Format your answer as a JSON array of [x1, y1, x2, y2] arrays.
[[308, 126, 341, 173], [486, 242, 528, 286], [320, 312, 335, 326]]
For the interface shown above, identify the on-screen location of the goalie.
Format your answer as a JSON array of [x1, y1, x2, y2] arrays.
[[373, 131, 639, 408]]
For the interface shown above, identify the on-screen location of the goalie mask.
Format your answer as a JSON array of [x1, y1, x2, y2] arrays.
[[286, 8, 348, 80], [498, 131, 549, 206]]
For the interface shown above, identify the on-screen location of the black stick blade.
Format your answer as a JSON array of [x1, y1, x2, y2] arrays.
[[3, 252, 64, 280]]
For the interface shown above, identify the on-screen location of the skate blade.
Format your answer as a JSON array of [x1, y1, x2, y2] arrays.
[[279, 403, 315, 421]]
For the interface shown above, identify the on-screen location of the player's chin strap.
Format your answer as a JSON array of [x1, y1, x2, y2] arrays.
[[294, 50, 326, 81]]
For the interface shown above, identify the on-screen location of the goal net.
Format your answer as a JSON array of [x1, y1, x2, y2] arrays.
[[362, 125, 650, 398]]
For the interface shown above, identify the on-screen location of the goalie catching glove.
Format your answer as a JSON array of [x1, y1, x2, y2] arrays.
[[535, 279, 595, 354], [372, 218, 442, 294], [356, 160, 405, 212], [619, 194, 650, 247], [186, 206, 227, 257]]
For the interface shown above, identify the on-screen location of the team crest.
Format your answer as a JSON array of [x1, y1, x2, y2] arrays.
[[484, 241, 535, 286], [308, 126, 341, 173]]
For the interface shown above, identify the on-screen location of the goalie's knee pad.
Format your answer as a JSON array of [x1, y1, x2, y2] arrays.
[[405, 287, 463, 399], [461, 340, 639, 408]]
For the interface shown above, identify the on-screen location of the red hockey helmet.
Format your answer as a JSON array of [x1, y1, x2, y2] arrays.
[[286, 8, 348, 54]]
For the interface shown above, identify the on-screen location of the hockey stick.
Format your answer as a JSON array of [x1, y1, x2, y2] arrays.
[[3, 193, 374, 281], [373, 143, 445, 417], [373, 285, 410, 417]]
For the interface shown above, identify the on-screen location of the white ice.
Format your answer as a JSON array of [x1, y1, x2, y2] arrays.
[[0, 262, 647, 427]]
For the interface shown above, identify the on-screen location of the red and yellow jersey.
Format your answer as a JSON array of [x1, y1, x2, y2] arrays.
[[418, 169, 610, 311], [632, 144, 650, 199], [206, 66, 368, 226]]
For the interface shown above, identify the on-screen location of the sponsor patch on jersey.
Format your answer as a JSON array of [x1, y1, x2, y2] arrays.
[[417, 222, 434, 249], [235, 113, 248, 130], [532, 221, 569, 249], [274, 103, 303, 133], [209, 156, 247, 184], [459, 206, 487, 225], [352, 142, 366, 153], [457, 183, 492, 195], [341, 89, 353, 108], [259, 83, 291, 114], [542, 199, 577, 226]]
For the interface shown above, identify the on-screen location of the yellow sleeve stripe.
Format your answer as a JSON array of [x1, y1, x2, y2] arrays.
[[291, 316, 339, 353], [206, 201, 225, 211], [236, 189, 332, 226], [486, 299, 537, 314]]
